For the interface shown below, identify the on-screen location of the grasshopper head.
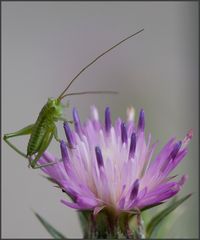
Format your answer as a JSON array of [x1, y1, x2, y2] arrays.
[[47, 98, 63, 120]]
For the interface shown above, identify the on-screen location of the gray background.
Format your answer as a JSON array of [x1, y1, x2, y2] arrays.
[[2, 2, 199, 238]]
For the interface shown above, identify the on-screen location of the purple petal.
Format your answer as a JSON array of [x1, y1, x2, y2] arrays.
[[76, 196, 98, 208], [119, 197, 125, 209], [105, 107, 112, 132], [63, 122, 74, 146], [39, 152, 67, 182], [137, 109, 145, 131], [60, 140, 70, 174], [163, 149, 188, 176], [170, 141, 182, 160], [130, 179, 139, 200], [147, 138, 176, 174], [61, 199, 83, 209], [115, 118, 122, 137], [63, 187, 78, 199], [73, 107, 82, 135], [128, 187, 147, 209], [129, 132, 136, 158], [121, 122, 128, 144], [137, 187, 179, 208], [95, 146, 104, 168], [145, 182, 177, 198], [160, 141, 182, 172]]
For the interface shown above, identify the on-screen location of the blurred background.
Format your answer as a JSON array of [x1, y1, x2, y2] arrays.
[[2, 2, 199, 238]]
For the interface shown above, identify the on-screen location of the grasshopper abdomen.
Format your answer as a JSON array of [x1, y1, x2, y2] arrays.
[[27, 98, 63, 157]]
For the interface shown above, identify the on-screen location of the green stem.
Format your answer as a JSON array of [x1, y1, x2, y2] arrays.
[[136, 214, 145, 239]]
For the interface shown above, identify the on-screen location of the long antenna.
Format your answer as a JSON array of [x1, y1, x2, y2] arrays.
[[58, 28, 144, 100], [60, 90, 118, 99]]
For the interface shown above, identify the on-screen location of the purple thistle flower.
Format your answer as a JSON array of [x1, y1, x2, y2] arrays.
[[39, 106, 192, 215]]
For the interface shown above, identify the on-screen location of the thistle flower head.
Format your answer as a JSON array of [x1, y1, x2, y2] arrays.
[[39, 106, 192, 216]]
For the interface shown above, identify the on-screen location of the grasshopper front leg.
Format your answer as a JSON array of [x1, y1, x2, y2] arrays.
[[3, 124, 34, 158], [53, 126, 75, 149], [57, 117, 73, 124], [53, 127, 61, 142]]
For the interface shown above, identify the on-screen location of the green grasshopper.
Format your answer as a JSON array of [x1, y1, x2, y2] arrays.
[[3, 29, 144, 169]]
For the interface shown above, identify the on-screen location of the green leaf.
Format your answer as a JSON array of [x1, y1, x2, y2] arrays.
[[152, 196, 178, 238], [33, 211, 67, 239], [146, 194, 192, 238], [141, 202, 164, 212]]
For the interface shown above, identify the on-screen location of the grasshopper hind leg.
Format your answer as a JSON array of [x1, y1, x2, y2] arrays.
[[30, 159, 63, 169], [3, 124, 34, 159]]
